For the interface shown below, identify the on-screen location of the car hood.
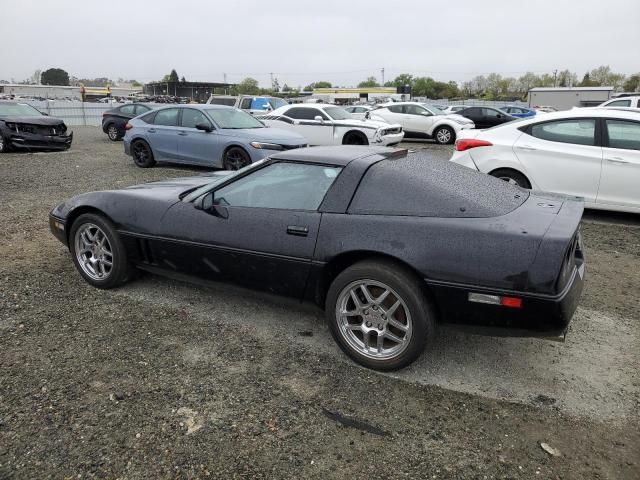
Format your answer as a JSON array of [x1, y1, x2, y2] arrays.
[[0, 115, 65, 125], [218, 127, 306, 144], [334, 118, 399, 129], [445, 114, 474, 123]]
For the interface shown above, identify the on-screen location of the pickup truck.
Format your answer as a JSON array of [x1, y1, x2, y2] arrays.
[[206, 95, 289, 115]]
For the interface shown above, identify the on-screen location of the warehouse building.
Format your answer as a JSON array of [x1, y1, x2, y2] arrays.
[[527, 86, 614, 110]]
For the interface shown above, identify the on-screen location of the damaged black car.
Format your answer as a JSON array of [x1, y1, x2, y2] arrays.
[[0, 102, 72, 153]]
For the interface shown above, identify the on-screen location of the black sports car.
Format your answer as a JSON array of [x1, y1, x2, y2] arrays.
[[50, 146, 585, 370], [0, 101, 72, 152], [101, 103, 153, 141]]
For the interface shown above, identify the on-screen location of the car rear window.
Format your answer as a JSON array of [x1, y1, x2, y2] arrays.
[[348, 154, 528, 218]]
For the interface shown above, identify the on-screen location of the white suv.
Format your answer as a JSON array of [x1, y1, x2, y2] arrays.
[[599, 96, 640, 109], [368, 102, 474, 144]]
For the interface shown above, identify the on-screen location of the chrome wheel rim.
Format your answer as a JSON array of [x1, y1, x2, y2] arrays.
[[0, 136, 4, 152], [74, 223, 113, 281], [107, 125, 118, 140], [225, 150, 248, 170], [436, 128, 451, 143], [336, 279, 412, 360], [498, 176, 520, 186], [133, 142, 149, 165]]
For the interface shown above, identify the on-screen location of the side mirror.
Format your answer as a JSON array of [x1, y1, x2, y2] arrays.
[[314, 115, 324, 123], [194, 192, 228, 218], [195, 122, 213, 132], [497, 114, 503, 118]]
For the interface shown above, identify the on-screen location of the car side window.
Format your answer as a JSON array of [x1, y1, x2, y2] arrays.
[[606, 120, 640, 150], [120, 104, 136, 116], [181, 109, 211, 129], [406, 105, 430, 116], [135, 105, 151, 115], [606, 99, 631, 107], [484, 108, 500, 118], [240, 98, 252, 109], [285, 107, 328, 120], [387, 105, 405, 114], [153, 108, 179, 126], [213, 162, 342, 211], [530, 119, 596, 146], [466, 107, 481, 117]]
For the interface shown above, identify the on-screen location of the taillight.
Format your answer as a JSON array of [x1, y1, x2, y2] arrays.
[[455, 138, 493, 151], [124, 123, 133, 130]]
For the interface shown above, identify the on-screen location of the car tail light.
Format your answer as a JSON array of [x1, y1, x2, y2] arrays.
[[468, 293, 522, 308], [124, 122, 133, 130], [455, 139, 493, 151]]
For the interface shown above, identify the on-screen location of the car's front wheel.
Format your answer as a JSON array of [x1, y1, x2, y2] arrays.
[[326, 260, 435, 371], [106, 123, 121, 141], [131, 140, 156, 168], [69, 213, 134, 289], [490, 168, 531, 189], [434, 126, 455, 145], [223, 147, 251, 170], [0, 135, 9, 153]]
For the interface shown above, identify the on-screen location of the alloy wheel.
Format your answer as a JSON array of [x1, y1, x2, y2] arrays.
[[436, 128, 452, 144], [0, 136, 5, 152], [74, 223, 114, 281], [107, 125, 119, 140], [225, 149, 248, 170], [336, 279, 413, 360], [133, 142, 149, 165]]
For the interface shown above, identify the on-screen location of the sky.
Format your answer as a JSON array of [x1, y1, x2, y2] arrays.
[[1, 0, 638, 88]]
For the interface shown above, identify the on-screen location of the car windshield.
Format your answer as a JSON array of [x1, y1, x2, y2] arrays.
[[421, 104, 445, 116], [324, 106, 353, 120], [268, 98, 288, 109], [0, 103, 43, 117], [205, 108, 264, 129]]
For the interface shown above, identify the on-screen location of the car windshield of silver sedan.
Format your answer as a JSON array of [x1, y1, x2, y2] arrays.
[[0, 103, 43, 117], [205, 108, 264, 129], [324, 106, 353, 120]]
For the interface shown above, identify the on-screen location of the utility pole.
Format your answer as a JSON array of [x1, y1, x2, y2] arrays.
[[223, 73, 227, 84], [553, 69, 558, 88], [270, 72, 274, 90], [381, 67, 385, 86]]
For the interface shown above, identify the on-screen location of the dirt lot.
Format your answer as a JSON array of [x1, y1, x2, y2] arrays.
[[1, 128, 639, 479]]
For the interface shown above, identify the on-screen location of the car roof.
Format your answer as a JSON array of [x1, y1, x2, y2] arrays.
[[530, 107, 640, 121], [153, 104, 234, 111], [270, 145, 405, 167]]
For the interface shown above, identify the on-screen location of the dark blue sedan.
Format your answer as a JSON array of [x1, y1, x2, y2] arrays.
[[499, 106, 537, 118]]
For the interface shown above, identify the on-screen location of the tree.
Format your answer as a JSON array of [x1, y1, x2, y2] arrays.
[[236, 77, 260, 95], [180, 76, 186, 83], [131, 80, 142, 87], [282, 84, 292, 92], [357, 76, 380, 88], [169, 69, 179, 82], [579, 72, 598, 87], [41, 68, 70, 86], [623, 74, 640, 92], [303, 81, 332, 92], [387, 73, 414, 88]]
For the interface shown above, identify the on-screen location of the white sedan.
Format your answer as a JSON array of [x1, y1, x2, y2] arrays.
[[259, 104, 404, 146], [450, 108, 640, 213], [368, 102, 474, 144]]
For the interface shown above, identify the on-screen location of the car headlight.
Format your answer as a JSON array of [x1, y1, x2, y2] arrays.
[[249, 142, 284, 150], [452, 118, 471, 125]]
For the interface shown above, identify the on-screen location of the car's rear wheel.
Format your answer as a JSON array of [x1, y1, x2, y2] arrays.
[[223, 146, 250, 170], [326, 260, 435, 371], [69, 213, 134, 289], [131, 140, 156, 168], [342, 131, 369, 145], [106, 123, 121, 141], [0, 135, 9, 153], [434, 126, 455, 145], [490, 168, 531, 189]]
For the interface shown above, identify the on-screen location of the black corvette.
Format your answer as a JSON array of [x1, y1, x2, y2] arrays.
[[0, 101, 72, 152], [50, 146, 585, 370]]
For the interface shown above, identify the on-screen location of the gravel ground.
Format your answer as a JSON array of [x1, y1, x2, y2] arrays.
[[0, 127, 639, 479]]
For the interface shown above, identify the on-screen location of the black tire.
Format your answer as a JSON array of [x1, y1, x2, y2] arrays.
[[325, 259, 435, 371], [69, 213, 135, 289], [223, 146, 251, 170], [106, 123, 121, 141], [434, 126, 455, 145], [131, 140, 156, 168], [0, 134, 9, 153], [490, 168, 531, 189], [342, 131, 369, 146]]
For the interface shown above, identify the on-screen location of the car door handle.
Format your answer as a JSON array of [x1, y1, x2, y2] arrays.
[[517, 145, 537, 151], [286, 225, 309, 237], [148, 128, 156, 133], [606, 157, 630, 164], [178, 131, 188, 136]]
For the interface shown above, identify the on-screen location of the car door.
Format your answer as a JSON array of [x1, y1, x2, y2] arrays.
[[404, 104, 434, 134], [157, 161, 343, 298], [513, 118, 602, 201], [462, 107, 484, 127], [176, 108, 220, 165], [284, 107, 333, 145], [597, 119, 640, 209], [483, 108, 507, 127], [146, 108, 180, 160]]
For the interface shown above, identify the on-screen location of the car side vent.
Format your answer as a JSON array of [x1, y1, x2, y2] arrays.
[[136, 238, 156, 265]]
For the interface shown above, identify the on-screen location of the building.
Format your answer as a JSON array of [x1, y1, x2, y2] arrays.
[[527, 87, 615, 110], [312, 87, 401, 104], [0, 83, 141, 100], [143, 81, 234, 103]]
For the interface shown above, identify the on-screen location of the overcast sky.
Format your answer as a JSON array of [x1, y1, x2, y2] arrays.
[[2, 0, 638, 87]]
